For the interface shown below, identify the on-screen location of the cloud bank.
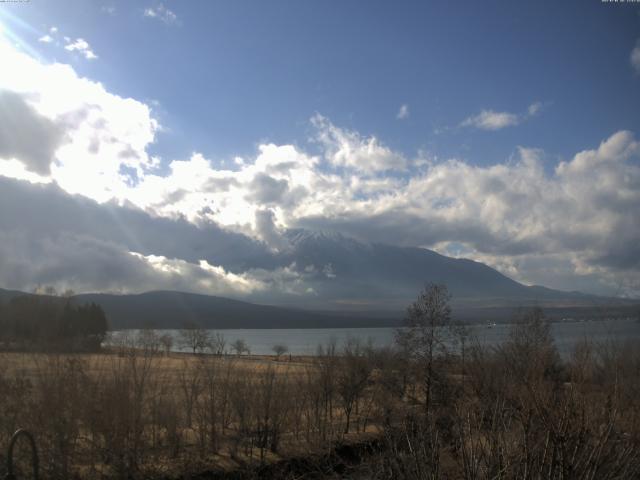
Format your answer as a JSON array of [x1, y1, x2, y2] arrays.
[[0, 38, 638, 298]]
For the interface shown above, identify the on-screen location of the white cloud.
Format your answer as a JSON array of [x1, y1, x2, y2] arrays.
[[129, 253, 265, 296], [0, 39, 157, 200], [37, 26, 98, 60], [128, 119, 639, 294], [631, 41, 640, 75], [461, 101, 543, 131], [396, 104, 409, 120], [141, 257, 315, 298], [461, 110, 519, 130], [527, 101, 543, 116], [0, 37, 638, 296], [64, 38, 98, 60], [144, 3, 179, 25], [311, 114, 406, 173]]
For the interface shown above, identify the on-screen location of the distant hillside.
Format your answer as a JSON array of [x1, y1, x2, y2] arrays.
[[0, 287, 31, 303], [71, 290, 396, 330], [0, 287, 637, 330]]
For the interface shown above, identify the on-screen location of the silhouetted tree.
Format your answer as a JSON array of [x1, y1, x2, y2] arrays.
[[159, 333, 173, 355], [0, 295, 108, 350], [272, 344, 288, 359], [210, 332, 226, 355], [396, 283, 452, 417], [179, 322, 211, 354], [230, 338, 250, 356]]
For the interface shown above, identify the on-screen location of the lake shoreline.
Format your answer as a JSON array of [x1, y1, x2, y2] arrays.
[[106, 317, 640, 357]]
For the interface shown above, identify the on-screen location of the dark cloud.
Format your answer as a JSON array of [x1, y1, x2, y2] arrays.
[[254, 209, 289, 251], [0, 177, 275, 277], [1, 176, 635, 304], [247, 173, 289, 204], [118, 145, 141, 159], [203, 176, 240, 192], [294, 211, 541, 257], [0, 231, 159, 293], [0, 229, 275, 297], [0, 90, 66, 175], [590, 218, 640, 271], [150, 188, 187, 208]]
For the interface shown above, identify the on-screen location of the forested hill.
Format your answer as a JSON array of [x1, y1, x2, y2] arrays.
[[0, 293, 108, 349], [72, 291, 395, 330]]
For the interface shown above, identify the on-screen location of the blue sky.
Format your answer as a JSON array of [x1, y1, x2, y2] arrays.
[[0, 0, 639, 299], [6, 0, 640, 167]]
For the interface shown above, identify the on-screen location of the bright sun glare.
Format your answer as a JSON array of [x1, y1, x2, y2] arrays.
[[0, 9, 41, 60]]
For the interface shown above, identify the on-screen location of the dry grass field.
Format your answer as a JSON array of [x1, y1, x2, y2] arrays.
[[0, 350, 314, 380], [2, 310, 640, 479], [0, 344, 393, 479]]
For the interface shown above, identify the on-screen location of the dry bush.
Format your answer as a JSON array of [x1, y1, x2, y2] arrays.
[[337, 338, 373, 434], [1, 308, 638, 479]]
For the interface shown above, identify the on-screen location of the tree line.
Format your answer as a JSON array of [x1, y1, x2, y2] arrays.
[[0, 294, 108, 351]]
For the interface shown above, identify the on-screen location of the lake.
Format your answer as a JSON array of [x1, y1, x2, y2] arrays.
[[111, 317, 640, 357]]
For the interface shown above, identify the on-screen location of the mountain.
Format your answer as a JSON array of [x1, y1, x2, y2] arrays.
[[258, 229, 615, 312], [1, 229, 636, 329], [0, 287, 396, 329]]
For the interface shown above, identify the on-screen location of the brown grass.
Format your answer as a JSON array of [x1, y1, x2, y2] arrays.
[[0, 347, 391, 479], [2, 328, 639, 480]]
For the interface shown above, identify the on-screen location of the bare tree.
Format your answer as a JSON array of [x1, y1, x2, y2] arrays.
[[230, 338, 250, 356], [44, 285, 57, 296], [500, 306, 560, 384], [395, 283, 452, 417], [136, 329, 160, 354], [62, 288, 75, 298], [159, 333, 173, 356], [210, 332, 226, 355], [253, 366, 288, 461], [315, 338, 338, 441], [272, 343, 288, 359], [177, 358, 202, 429], [179, 323, 211, 354], [337, 337, 372, 433]]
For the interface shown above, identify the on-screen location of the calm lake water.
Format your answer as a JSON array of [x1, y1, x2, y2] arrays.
[[111, 318, 640, 357]]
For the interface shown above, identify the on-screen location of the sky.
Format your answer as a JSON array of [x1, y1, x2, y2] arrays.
[[0, 0, 639, 300]]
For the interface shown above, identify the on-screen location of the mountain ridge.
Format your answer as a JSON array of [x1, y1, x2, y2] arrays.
[[0, 286, 637, 330], [262, 229, 618, 311], [1, 228, 636, 328]]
